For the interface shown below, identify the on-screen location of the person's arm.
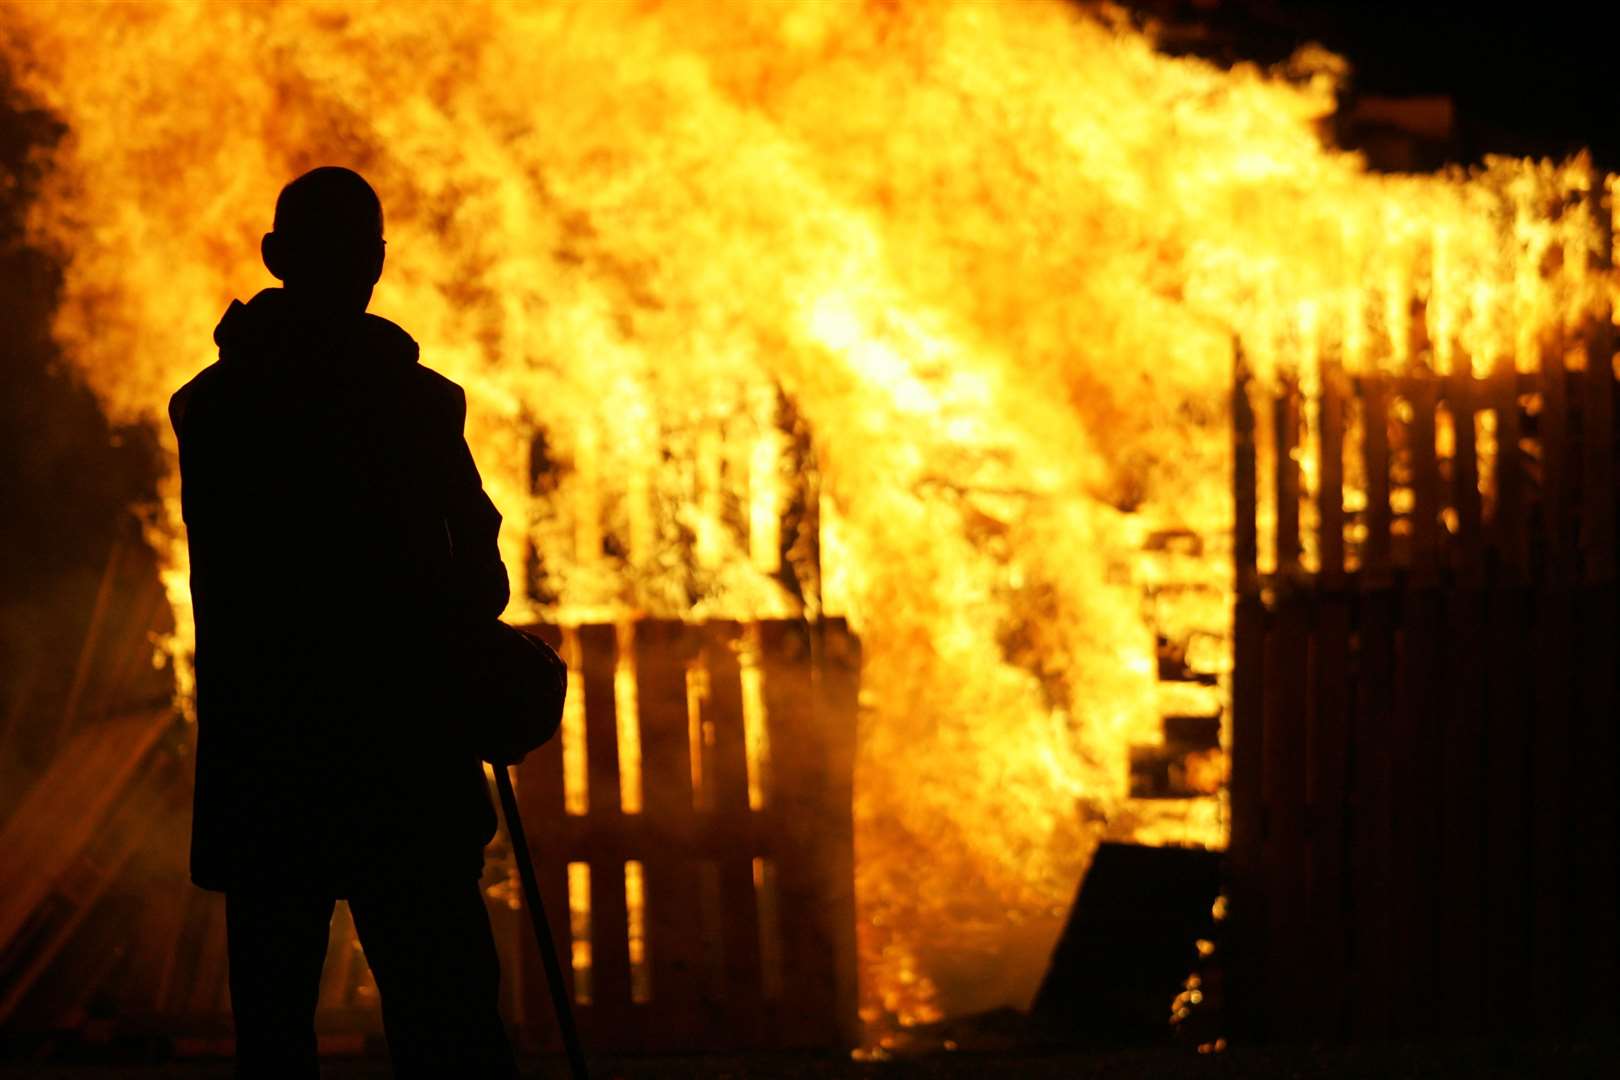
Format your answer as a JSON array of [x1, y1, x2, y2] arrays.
[[442, 384, 510, 621]]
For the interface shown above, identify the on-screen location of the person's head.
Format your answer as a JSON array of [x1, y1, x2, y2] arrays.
[[260, 166, 385, 314]]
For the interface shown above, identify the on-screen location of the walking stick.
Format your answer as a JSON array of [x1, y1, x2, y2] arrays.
[[493, 765, 590, 1080]]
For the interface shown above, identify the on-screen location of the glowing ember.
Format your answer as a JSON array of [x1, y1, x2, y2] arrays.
[[1, 0, 1611, 1036]]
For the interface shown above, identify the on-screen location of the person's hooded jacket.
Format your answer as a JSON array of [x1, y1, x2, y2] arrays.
[[170, 288, 508, 893]]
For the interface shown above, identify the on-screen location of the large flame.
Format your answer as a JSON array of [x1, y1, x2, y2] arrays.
[[2, 0, 1610, 1037]]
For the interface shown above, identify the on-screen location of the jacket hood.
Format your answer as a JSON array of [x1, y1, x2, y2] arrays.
[[213, 288, 419, 369]]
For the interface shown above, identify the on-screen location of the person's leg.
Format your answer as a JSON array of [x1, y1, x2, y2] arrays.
[[224, 889, 335, 1080], [348, 872, 519, 1079]]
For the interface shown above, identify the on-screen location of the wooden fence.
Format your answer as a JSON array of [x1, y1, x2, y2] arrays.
[[1228, 318, 1620, 1037]]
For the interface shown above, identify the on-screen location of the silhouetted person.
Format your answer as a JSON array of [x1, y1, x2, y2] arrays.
[[170, 167, 519, 1079]]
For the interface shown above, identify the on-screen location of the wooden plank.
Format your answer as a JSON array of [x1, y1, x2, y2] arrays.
[[1575, 198, 1617, 1022], [1490, 355, 1529, 582], [1482, 353, 1533, 1029], [1575, 582, 1619, 1023], [776, 390, 822, 614], [577, 624, 631, 1034], [760, 619, 835, 1046], [1580, 199, 1617, 582], [1481, 585, 1533, 1032], [703, 623, 752, 820], [481, 798, 525, 1031], [1393, 373, 1442, 1035], [1390, 583, 1441, 1036], [715, 855, 764, 1037], [1447, 372, 1486, 586], [1361, 375, 1394, 585], [815, 617, 861, 1046], [586, 857, 632, 1038], [1436, 583, 1487, 1032], [1347, 374, 1394, 1037], [1262, 377, 1309, 1035], [1529, 586, 1573, 1031], [636, 621, 698, 825], [1437, 361, 1486, 1033], [634, 620, 702, 1045], [515, 624, 576, 1049], [519, 624, 569, 820], [1307, 361, 1349, 1035], [579, 624, 623, 821], [700, 621, 763, 1039], [1233, 342, 1260, 596], [1539, 334, 1572, 584], [1346, 587, 1395, 1039], [1306, 593, 1350, 1039], [1319, 359, 1347, 587], [1227, 343, 1265, 1037], [1274, 378, 1303, 577], [1407, 374, 1442, 584], [1528, 338, 1573, 1031]]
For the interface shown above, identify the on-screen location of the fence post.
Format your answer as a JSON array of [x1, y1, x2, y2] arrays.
[[1438, 366, 1487, 1031], [1483, 345, 1532, 1030], [1348, 373, 1395, 1037], [1228, 340, 1267, 1037], [1308, 355, 1351, 1036], [1262, 375, 1311, 1034], [1576, 182, 1618, 1020]]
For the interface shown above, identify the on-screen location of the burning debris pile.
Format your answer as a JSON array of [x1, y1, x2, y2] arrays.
[[1, 0, 1610, 1039]]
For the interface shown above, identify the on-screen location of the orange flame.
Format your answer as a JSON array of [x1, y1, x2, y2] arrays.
[[2, 0, 1610, 1035]]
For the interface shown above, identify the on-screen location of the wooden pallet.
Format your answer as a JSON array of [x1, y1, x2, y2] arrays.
[[507, 616, 860, 1052]]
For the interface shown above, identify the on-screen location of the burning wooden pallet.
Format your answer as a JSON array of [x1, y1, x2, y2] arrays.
[[504, 617, 860, 1052]]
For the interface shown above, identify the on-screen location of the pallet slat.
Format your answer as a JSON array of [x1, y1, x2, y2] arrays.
[[1575, 203, 1619, 1013], [1227, 343, 1266, 1037], [1307, 359, 1349, 1035], [1262, 378, 1309, 1035]]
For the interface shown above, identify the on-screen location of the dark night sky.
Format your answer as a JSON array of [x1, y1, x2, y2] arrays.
[[1124, 1, 1620, 171]]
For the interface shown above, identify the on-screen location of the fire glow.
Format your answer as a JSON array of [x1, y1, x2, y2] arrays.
[[1, 0, 1611, 1039]]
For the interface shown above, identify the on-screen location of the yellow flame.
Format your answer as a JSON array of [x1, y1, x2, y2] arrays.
[[2, 0, 1612, 1035]]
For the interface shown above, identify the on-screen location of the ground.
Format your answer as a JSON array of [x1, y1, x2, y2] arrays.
[[0, 1040, 1614, 1080]]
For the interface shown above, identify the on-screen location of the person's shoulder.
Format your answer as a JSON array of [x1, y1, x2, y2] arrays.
[[410, 365, 467, 430], [405, 359, 463, 400], [359, 313, 466, 418], [414, 366, 465, 411], [168, 361, 229, 436], [358, 312, 420, 368]]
